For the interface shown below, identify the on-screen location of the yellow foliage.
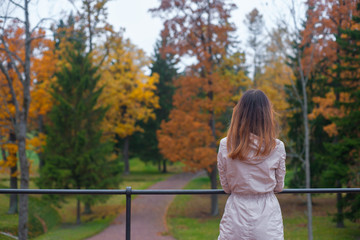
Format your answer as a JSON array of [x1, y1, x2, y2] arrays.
[[0, 143, 18, 169], [11, 171, 19, 177], [256, 56, 293, 137], [26, 133, 46, 153], [96, 32, 159, 140]]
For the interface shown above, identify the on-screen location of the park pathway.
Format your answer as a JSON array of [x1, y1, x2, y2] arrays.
[[86, 172, 200, 240]]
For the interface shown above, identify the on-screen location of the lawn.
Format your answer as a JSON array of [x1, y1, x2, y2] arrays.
[[167, 177, 360, 240], [0, 158, 181, 240]]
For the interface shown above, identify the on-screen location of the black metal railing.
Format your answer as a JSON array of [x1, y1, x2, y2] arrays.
[[1, 187, 360, 240]]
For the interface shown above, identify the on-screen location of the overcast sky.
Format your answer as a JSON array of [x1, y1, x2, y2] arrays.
[[4, 0, 305, 69]]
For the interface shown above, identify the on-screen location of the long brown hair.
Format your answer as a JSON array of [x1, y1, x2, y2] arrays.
[[227, 89, 277, 160]]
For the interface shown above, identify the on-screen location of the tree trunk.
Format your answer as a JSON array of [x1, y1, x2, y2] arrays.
[[209, 109, 218, 217], [162, 159, 167, 173], [76, 198, 81, 225], [38, 115, 45, 169], [18, 0, 31, 237], [336, 180, 345, 228], [302, 77, 313, 240], [83, 202, 92, 214], [123, 136, 130, 175], [158, 159, 161, 172], [209, 164, 219, 216], [9, 132, 18, 214], [8, 165, 18, 214], [18, 117, 29, 240], [1, 147, 18, 214]]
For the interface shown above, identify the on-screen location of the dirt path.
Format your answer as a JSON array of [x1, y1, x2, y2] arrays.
[[86, 172, 199, 240]]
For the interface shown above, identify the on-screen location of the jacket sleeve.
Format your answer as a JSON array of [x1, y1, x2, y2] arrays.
[[217, 142, 231, 194], [274, 142, 286, 193]]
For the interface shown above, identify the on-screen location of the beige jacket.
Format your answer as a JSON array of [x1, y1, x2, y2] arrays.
[[217, 136, 286, 240], [217, 137, 286, 194]]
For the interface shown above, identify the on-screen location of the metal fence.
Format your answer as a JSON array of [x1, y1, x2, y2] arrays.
[[1, 187, 360, 240]]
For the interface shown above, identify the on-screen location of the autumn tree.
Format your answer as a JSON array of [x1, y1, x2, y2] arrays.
[[297, 0, 358, 229], [309, 1, 360, 225], [151, 0, 249, 216], [256, 23, 293, 138], [283, 1, 318, 238], [0, 22, 22, 214], [97, 31, 159, 175], [131, 40, 178, 172], [331, 3, 360, 221], [0, 1, 57, 237]]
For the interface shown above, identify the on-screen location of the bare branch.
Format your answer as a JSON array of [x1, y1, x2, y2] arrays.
[[67, 0, 81, 16], [9, 0, 25, 10], [31, 17, 56, 34], [285, 139, 305, 164], [286, 66, 303, 107], [0, 16, 25, 23], [0, 48, 25, 67], [287, 153, 305, 163], [0, 35, 24, 83], [29, 34, 46, 42], [303, 40, 316, 85]]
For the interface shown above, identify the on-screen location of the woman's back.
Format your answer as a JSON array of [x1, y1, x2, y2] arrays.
[[218, 136, 286, 195]]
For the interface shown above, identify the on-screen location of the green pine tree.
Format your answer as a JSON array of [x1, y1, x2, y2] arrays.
[[325, 3, 360, 222], [38, 44, 121, 224], [130, 40, 178, 172]]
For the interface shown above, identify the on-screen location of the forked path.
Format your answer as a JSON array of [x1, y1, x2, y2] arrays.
[[86, 172, 199, 240]]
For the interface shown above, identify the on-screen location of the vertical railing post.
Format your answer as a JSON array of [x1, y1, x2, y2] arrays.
[[126, 186, 132, 240]]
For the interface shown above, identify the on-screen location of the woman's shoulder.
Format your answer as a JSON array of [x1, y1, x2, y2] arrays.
[[220, 137, 227, 145], [275, 139, 284, 147], [219, 137, 228, 151], [274, 139, 286, 154]]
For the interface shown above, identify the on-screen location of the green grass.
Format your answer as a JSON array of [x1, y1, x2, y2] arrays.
[[169, 217, 220, 240], [33, 217, 113, 240], [28, 198, 61, 238], [167, 177, 224, 240], [283, 216, 360, 240], [0, 195, 18, 236], [0, 234, 16, 240], [167, 176, 360, 240], [0, 189, 61, 239]]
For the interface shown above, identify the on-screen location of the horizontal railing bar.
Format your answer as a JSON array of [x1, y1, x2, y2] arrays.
[[0, 189, 127, 194], [280, 188, 360, 194], [0, 188, 359, 195]]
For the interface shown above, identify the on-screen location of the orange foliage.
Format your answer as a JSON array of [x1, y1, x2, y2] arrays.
[[0, 21, 56, 172], [153, 0, 249, 172], [302, 0, 358, 73], [304, 0, 359, 136]]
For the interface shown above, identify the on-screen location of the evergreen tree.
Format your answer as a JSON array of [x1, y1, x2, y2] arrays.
[[285, 20, 332, 190], [323, 3, 360, 222], [38, 44, 121, 224], [130, 40, 177, 172]]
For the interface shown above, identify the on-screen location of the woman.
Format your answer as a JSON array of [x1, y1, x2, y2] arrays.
[[217, 89, 286, 240]]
